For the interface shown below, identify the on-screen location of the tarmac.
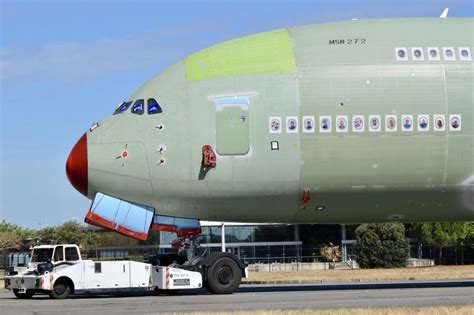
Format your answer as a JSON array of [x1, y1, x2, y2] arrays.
[[0, 280, 473, 314]]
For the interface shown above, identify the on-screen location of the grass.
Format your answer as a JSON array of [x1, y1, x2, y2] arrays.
[[242, 265, 474, 283], [189, 306, 474, 315]]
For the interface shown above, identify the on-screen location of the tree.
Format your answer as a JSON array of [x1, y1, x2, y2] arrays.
[[468, 222, 474, 242], [354, 223, 409, 268], [0, 231, 23, 250], [94, 230, 140, 247], [0, 220, 35, 239], [411, 222, 471, 264], [36, 221, 97, 248], [140, 230, 160, 246], [36, 226, 57, 245]]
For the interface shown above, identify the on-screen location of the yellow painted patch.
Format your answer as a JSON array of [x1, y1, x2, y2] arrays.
[[185, 29, 296, 81]]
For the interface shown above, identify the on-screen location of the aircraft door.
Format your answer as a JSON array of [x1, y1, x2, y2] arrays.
[[215, 101, 249, 155]]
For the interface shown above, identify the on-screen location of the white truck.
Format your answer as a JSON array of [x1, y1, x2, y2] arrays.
[[4, 244, 247, 299]]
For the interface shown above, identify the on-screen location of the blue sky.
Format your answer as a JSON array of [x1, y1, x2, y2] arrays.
[[1, 0, 473, 229]]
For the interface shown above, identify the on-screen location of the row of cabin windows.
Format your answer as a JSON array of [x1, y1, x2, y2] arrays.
[[114, 98, 162, 115]]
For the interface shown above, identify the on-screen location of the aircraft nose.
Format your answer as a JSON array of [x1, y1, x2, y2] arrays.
[[66, 133, 88, 197]]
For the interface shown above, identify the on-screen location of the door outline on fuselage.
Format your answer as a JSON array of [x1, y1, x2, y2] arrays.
[[212, 97, 250, 155]]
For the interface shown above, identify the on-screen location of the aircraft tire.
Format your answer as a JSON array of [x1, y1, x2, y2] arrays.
[[205, 257, 241, 294], [49, 281, 71, 299], [13, 289, 35, 299]]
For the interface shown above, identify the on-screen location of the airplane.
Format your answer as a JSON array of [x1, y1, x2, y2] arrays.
[[66, 17, 473, 285]]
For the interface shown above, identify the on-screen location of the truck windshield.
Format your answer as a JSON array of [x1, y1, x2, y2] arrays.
[[31, 248, 54, 263]]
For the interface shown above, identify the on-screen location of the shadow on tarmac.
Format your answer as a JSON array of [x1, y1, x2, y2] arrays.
[[238, 280, 474, 293]]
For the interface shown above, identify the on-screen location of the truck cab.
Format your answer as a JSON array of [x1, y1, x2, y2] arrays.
[[25, 244, 81, 271], [31, 244, 81, 264], [5, 244, 84, 299]]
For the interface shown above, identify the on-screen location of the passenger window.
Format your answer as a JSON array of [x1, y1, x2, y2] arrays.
[[131, 99, 145, 115], [114, 101, 132, 115], [147, 98, 162, 114], [65, 247, 80, 261], [53, 246, 64, 262]]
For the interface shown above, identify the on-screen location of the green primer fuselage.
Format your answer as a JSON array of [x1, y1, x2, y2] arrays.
[[86, 18, 474, 224]]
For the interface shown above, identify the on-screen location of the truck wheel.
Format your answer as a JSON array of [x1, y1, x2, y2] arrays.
[[49, 281, 71, 299], [205, 257, 241, 294], [13, 289, 35, 299]]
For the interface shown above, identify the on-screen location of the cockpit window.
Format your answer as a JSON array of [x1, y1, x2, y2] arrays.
[[131, 99, 145, 115], [147, 98, 162, 114], [114, 101, 132, 115]]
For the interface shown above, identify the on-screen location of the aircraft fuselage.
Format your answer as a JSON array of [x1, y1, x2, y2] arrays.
[[67, 18, 474, 227]]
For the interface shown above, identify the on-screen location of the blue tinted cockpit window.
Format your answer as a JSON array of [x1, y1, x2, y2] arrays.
[[114, 101, 132, 115], [147, 98, 162, 114], [131, 99, 145, 115]]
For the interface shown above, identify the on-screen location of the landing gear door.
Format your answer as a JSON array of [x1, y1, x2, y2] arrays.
[[85, 192, 154, 241], [215, 100, 249, 155]]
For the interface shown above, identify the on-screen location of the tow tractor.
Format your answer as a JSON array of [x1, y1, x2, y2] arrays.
[[4, 243, 247, 299]]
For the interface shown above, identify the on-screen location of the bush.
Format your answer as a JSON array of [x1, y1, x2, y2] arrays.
[[320, 243, 341, 262], [354, 223, 409, 268]]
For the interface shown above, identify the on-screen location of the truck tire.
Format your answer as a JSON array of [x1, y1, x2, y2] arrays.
[[205, 257, 241, 294], [49, 281, 71, 299], [13, 289, 35, 299]]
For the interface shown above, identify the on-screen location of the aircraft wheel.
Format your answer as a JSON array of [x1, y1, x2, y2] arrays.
[[206, 257, 241, 294], [49, 281, 71, 299], [13, 289, 35, 299]]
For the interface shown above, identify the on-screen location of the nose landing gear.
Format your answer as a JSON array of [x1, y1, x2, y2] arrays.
[[150, 223, 247, 294]]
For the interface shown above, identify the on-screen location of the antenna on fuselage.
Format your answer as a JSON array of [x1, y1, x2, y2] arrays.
[[440, 8, 449, 18]]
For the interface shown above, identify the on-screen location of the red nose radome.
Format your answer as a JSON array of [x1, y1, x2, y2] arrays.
[[66, 133, 88, 197]]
